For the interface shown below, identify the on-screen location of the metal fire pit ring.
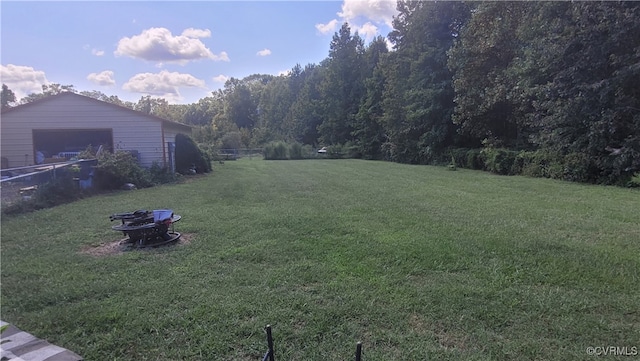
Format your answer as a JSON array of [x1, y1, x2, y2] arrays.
[[110, 210, 182, 248]]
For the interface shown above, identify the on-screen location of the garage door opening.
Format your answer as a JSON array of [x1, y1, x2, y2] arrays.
[[33, 129, 113, 163]]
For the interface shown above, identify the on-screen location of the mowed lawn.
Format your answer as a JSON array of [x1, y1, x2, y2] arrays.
[[1, 159, 638, 360]]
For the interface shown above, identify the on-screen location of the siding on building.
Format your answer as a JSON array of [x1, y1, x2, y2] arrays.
[[1, 93, 191, 168]]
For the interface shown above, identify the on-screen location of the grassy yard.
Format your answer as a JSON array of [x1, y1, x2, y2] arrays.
[[1, 159, 638, 360]]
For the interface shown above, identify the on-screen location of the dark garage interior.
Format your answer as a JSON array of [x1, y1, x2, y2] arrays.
[[32, 129, 113, 163]]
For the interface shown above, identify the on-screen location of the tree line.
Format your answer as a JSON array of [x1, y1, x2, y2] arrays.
[[3, 1, 639, 185]]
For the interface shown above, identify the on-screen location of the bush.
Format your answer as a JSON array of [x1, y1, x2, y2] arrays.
[[264, 141, 288, 160], [148, 162, 179, 185], [325, 144, 342, 159], [93, 151, 152, 190], [325, 143, 360, 159], [302, 144, 314, 158], [482, 148, 518, 175], [344, 141, 362, 159], [447, 148, 465, 168], [627, 173, 640, 188], [289, 142, 304, 160], [175, 133, 212, 175], [34, 176, 82, 207], [466, 149, 485, 170], [220, 132, 242, 150], [516, 150, 564, 179], [562, 152, 592, 182]]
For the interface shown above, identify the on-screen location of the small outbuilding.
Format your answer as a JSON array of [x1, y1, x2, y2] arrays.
[[1, 92, 191, 170]]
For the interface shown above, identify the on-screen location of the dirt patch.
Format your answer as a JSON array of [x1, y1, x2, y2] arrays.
[[430, 320, 470, 351], [408, 313, 427, 335], [80, 232, 194, 257], [408, 314, 471, 351]]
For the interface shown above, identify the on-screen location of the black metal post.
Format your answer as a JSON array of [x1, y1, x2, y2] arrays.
[[355, 341, 362, 361], [263, 324, 275, 361]]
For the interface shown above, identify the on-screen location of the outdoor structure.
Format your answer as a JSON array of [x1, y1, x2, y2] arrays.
[[0, 92, 191, 171]]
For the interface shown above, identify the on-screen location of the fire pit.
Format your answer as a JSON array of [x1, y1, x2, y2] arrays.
[[110, 209, 181, 248]]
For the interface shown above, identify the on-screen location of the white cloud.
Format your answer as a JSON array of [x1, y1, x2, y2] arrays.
[[277, 69, 291, 76], [354, 22, 379, 40], [0, 64, 49, 100], [122, 70, 206, 102], [181, 28, 211, 38], [338, 0, 397, 27], [318, 0, 398, 39], [212, 74, 229, 83], [215, 51, 230, 62], [114, 27, 228, 64], [316, 19, 339, 35], [87, 70, 115, 86], [84, 44, 105, 56], [257, 49, 272, 57]]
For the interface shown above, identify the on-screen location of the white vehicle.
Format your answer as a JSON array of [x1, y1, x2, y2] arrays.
[[317, 147, 327, 154]]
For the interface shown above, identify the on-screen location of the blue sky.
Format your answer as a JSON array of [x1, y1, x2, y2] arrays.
[[1, 1, 398, 104]]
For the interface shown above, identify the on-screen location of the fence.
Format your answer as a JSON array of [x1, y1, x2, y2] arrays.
[[217, 148, 264, 161], [216, 148, 327, 161], [1, 159, 97, 205]]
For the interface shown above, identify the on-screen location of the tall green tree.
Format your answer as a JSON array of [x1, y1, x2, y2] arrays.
[[528, 2, 640, 183], [256, 76, 293, 142], [353, 36, 389, 159], [383, 0, 471, 163], [79, 90, 135, 109], [288, 64, 325, 145], [1, 84, 17, 109], [223, 77, 260, 130], [20, 83, 76, 104], [317, 23, 366, 145], [448, 1, 533, 148], [183, 94, 224, 126], [133, 95, 185, 122]]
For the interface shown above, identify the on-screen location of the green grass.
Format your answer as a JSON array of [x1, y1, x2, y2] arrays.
[[1, 159, 638, 360]]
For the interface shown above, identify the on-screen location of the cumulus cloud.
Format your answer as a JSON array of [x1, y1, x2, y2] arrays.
[[0, 64, 49, 100], [316, 19, 339, 35], [256, 49, 272, 57], [338, 0, 397, 27], [84, 44, 105, 56], [182, 28, 212, 38], [87, 70, 115, 86], [114, 27, 228, 64], [354, 22, 379, 40], [212, 74, 229, 83], [318, 0, 398, 39], [215, 51, 230, 62], [122, 70, 206, 102]]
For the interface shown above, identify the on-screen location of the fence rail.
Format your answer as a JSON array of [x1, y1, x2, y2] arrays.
[[217, 148, 264, 160], [1, 159, 96, 205]]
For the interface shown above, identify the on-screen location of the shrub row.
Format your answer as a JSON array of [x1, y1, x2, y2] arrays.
[[324, 143, 361, 159], [448, 147, 632, 184], [263, 142, 314, 160], [263, 142, 363, 160]]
